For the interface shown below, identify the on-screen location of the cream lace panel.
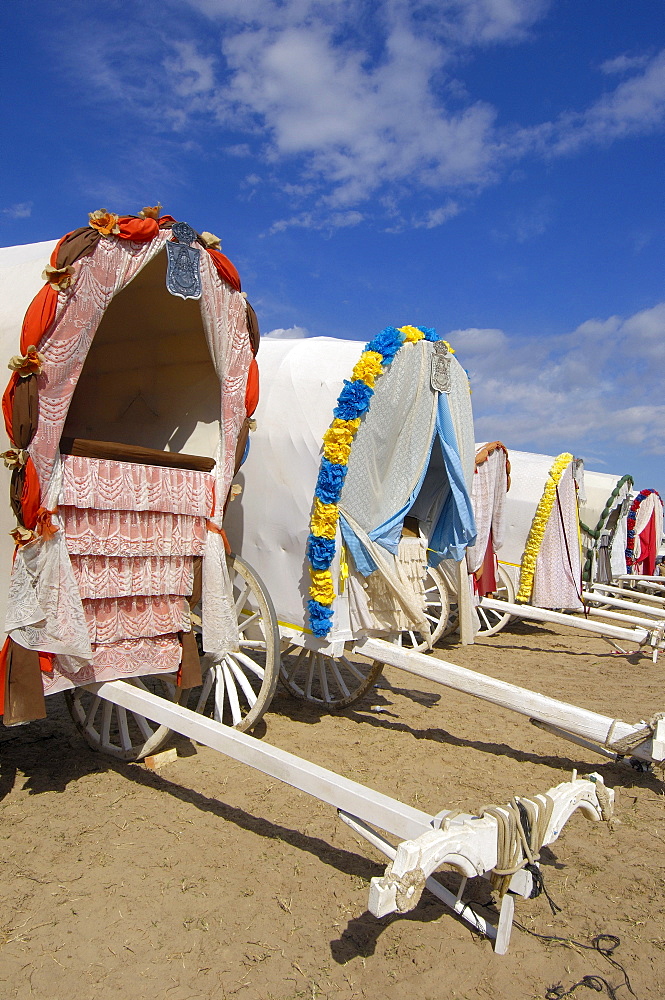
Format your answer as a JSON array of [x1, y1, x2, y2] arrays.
[[60, 455, 215, 516], [71, 554, 194, 600], [340, 342, 437, 533], [45, 636, 183, 695], [60, 507, 208, 556]]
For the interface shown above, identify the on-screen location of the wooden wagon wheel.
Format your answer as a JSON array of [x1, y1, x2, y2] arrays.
[[394, 565, 455, 652], [65, 675, 186, 762], [185, 554, 280, 732], [475, 563, 515, 636], [66, 554, 280, 759], [280, 643, 384, 710]]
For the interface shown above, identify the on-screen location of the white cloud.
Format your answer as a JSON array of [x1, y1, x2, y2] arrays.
[[457, 302, 665, 460], [2, 202, 32, 219], [59, 2, 665, 226], [262, 325, 310, 338], [524, 49, 665, 156]]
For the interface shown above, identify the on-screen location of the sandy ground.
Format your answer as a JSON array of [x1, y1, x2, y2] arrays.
[[2, 618, 665, 1000]]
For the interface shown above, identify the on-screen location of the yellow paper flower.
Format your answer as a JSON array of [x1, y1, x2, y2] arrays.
[[138, 204, 162, 220], [88, 209, 120, 235], [516, 453, 573, 602], [309, 568, 335, 605], [41, 264, 75, 292], [8, 345, 46, 377], [322, 419, 360, 465], [398, 325, 425, 343], [310, 497, 339, 539], [351, 351, 384, 386]]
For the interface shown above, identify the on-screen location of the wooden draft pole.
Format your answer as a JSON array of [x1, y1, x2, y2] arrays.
[[354, 637, 665, 766], [89, 679, 611, 955]]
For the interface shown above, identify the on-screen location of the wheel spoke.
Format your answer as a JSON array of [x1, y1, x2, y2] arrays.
[[223, 660, 243, 726], [100, 701, 113, 746], [84, 694, 101, 729], [338, 655, 366, 682], [116, 707, 132, 751], [233, 649, 265, 680], [213, 663, 226, 722], [318, 657, 332, 704], [227, 655, 258, 708], [193, 665, 215, 714], [328, 658, 351, 698], [238, 610, 261, 633]]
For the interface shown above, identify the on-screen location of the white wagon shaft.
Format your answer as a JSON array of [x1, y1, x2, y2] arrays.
[[84, 675, 613, 955]]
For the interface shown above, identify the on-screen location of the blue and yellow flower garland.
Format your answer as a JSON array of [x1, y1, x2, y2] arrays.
[[307, 325, 443, 637]]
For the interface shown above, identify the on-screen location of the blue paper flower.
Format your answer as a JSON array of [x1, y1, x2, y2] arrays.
[[308, 599, 335, 636], [365, 326, 404, 363], [333, 379, 374, 420], [314, 458, 348, 504], [418, 327, 438, 341], [307, 534, 336, 570]]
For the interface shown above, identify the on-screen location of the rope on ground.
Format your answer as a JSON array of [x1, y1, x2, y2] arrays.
[[514, 926, 637, 1000]]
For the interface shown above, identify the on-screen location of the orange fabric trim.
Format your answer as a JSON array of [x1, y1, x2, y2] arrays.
[[39, 651, 54, 674], [116, 217, 159, 242], [158, 215, 177, 226], [2, 371, 20, 444], [206, 248, 241, 292], [245, 357, 259, 417], [35, 506, 58, 538], [21, 457, 41, 530], [19, 284, 57, 353], [207, 520, 231, 554], [49, 234, 69, 268]]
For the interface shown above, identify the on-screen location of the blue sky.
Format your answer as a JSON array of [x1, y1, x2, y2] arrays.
[[1, 0, 664, 495]]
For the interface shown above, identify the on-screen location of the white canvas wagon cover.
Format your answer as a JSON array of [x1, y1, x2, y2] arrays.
[[224, 333, 477, 644]]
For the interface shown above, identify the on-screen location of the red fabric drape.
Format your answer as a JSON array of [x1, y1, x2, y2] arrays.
[[19, 284, 58, 354], [206, 248, 241, 291], [637, 512, 658, 576], [2, 371, 20, 442], [117, 217, 159, 242], [473, 531, 498, 597], [21, 457, 41, 529], [245, 357, 259, 417]]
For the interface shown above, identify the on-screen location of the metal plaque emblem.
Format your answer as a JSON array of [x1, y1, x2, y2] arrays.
[[166, 222, 202, 300], [430, 340, 452, 393]]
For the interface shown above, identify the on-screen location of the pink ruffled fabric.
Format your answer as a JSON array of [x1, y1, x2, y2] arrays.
[[60, 507, 208, 557], [60, 455, 215, 515], [71, 554, 194, 599], [46, 635, 183, 694], [82, 594, 190, 644]]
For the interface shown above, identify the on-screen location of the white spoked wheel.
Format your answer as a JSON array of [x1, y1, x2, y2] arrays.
[[65, 675, 183, 762], [280, 643, 384, 710], [394, 566, 455, 652], [475, 563, 516, 637], [185, 554, 280, 732]]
